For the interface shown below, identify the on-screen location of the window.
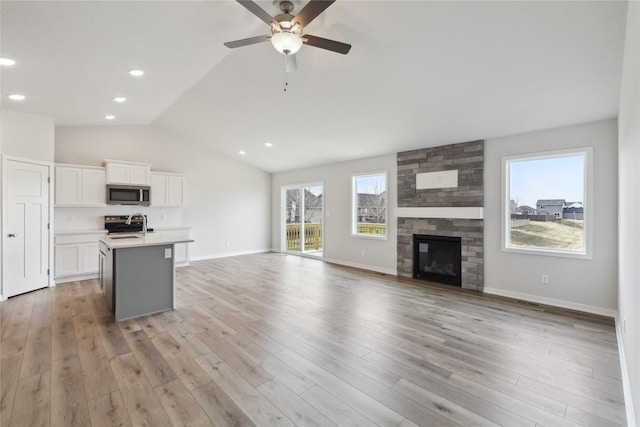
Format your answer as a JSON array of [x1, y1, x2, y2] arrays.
[[352, 172, 387, 239], [503, 148, 592, 258]]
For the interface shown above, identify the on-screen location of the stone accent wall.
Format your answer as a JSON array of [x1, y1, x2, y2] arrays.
[[398, 140, 484, 207], [397, 218, 484, 291], [396, 140, 484, 291]]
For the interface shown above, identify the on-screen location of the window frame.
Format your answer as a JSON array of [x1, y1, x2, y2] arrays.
[[501, 147, 593, 259], [351, 171, 389, 240]]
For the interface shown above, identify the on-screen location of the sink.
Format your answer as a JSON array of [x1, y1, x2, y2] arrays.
[[109, 235, 140, 240]]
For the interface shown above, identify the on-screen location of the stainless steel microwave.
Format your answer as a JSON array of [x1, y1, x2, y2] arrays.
[[107, 184, 151, 206]]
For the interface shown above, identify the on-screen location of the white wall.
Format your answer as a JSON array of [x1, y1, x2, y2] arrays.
[[0, 109, 55, 162], [484, 119, 618, 316], [617, 0, 639, 424], [272, 154, 397, 274], [55, 125, 271, 259]]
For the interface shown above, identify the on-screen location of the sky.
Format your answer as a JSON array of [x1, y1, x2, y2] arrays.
[[510, 154, 584, 208], [356, 174, 386, 195]]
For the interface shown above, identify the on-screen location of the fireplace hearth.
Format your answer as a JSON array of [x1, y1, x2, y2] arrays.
[[413, 234, 462, 286]]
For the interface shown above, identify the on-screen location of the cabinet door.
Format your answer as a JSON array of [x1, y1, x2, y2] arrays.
[[81, 169, 106, 205], [55, 245, 82, 277], [168, 175, 185, 207], [107, 163, 130, 184], [81, 243, 99, 273], [129, 165, 151, 185], [55, 167, 82, 205], [150, 173, 169, 206]]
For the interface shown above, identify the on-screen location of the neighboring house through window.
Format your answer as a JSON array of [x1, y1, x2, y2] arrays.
[[503, 148, 592, 258], [352, 172, 387, 239]]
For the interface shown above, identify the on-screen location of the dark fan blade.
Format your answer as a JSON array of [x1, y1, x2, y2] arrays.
[[284, 54, 297, 72], [236, 0, 278, 26], [293, 0, 335, 28], [224, 35, 271, 49], [303, 34, 351, 54]]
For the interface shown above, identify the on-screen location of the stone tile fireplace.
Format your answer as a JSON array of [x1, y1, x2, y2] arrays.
[[397, 140, 484, 292]]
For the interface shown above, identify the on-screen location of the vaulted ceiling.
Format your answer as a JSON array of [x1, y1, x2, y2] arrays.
[[0, 1, 628, 172]]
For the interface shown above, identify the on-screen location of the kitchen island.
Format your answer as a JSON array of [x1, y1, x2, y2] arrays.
[[99, 233, 194, 321]]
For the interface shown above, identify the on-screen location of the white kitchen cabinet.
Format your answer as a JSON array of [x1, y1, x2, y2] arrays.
[[151, 172, 185, 207], [55, 164, 106, 206], [55, 233, 105, 282], [104, 160, 151, 185]]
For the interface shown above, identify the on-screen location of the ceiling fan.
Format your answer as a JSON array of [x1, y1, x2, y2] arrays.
[[224, 0, 351, 72]]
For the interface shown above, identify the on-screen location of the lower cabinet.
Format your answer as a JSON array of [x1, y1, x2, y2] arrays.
[[55, 233, 105, 281]]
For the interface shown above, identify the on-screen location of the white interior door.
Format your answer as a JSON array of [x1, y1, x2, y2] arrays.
[[3, 158, 51, 298]]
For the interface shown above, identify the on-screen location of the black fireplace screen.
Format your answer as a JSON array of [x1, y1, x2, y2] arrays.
[[413, 234, 462, 286]]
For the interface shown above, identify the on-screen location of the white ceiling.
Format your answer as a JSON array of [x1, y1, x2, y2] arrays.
[[0, 1, 628, 173]]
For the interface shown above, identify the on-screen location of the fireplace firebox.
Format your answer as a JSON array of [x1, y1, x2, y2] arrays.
[[413, 234, 462, 286]]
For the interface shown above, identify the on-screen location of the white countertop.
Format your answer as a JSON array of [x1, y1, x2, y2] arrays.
[[100, 232, 194, 249]]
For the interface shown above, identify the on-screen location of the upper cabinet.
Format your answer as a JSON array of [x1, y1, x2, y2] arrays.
[[151, 172, 185, 207], [104, 160, 151, 185], [55, 164, 106, 206]]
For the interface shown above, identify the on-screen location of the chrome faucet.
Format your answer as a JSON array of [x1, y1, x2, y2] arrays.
[[126, 213, 147, 236]]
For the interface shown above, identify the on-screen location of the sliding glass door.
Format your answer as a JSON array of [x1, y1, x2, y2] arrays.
[[282, 183, 323, 257]]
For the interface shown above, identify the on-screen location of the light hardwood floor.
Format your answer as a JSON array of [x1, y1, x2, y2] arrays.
[[0, 253, 627, 426]]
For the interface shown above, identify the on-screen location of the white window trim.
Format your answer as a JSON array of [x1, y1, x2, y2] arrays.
[[351, 170, 388, 240], [501, 147, 593, 260]]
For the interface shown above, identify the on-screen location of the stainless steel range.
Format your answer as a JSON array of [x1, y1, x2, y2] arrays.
[[104, 215, 153, 234]]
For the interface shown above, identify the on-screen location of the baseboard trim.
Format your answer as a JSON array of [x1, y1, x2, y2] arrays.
[[323, 257, 397, 276], [615, 316, 637, 427], [483, 287, 617, 318], [55, 273, 99, 285], [191, 248, 271, 262]]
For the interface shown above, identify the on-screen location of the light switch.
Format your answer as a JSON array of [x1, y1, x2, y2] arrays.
[[164, 248, 172, 258]]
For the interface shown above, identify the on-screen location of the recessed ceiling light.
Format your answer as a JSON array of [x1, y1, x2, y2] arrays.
[[7, 94, 25, 101], [128, 69, 144, 77], [0, 57, 16, 66], [264, 142, 273, 148], [238, 150, 246, 155], [105, 115, 116, 120], [113, 96, 127, 103]]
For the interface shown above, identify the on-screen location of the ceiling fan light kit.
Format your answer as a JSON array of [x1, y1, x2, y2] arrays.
[[271, 32, 303, 55], [224, 0, 351, 71]]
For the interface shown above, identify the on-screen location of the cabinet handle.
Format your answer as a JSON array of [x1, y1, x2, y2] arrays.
[[8, 233, 17, 238]]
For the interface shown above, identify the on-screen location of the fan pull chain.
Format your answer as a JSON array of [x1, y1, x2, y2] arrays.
[[283, 57, 289, 93]]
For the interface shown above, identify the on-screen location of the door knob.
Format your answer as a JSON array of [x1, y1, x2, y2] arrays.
[[8, 233, 17, 238]]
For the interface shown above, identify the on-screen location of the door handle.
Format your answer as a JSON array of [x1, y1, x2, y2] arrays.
[[8, 233, 17, 238]]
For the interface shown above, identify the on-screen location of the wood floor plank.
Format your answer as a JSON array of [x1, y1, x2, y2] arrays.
[[154, 379, 212, 426], [191, 379, 256, 427], [8, 372, 51, 427], [196, 352, 293, 427], [50, 355, 91, 426], [122, 329, 178, 387], [151, 332, 212, 391], [275, 348, 407, 426], [77, 335, 120, 401], [257, 379, 340, 427], [109, 352, 173, 426], [1, 354, 22, 426], [300, 385, 379, 427], [87, 391, 133, 427]]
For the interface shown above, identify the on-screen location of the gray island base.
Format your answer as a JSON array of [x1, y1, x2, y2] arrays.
[[99, 233, 194, 322]]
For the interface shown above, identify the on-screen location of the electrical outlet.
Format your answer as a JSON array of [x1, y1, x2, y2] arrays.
[[541, 274, 550, 284], [361, 249, 366, 257], [164, 248, 172, 259], [623, 317, 627, 333], [225, 241, 230, 247]]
